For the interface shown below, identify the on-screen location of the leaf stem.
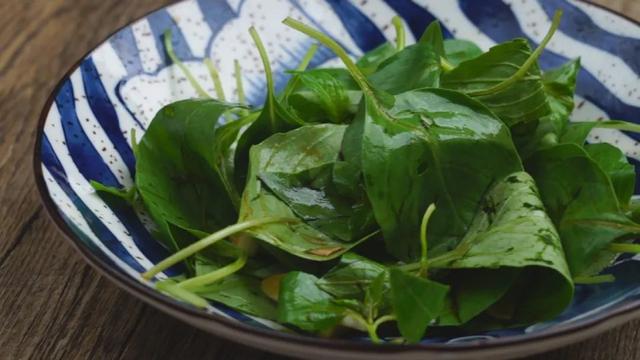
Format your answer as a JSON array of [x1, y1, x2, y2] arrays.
[[234, 59, 246, 105], [392, 16, 406, 50], [164, 30, 209, 98], [440, 57, 455, 72], [573, 274, 615, 285], [467, 10, 562, 97], [204, 58, 226, 101], [297, 43, 319, 71], [249, 27, 276, 126], [282, 17, 376, 102], [156, 280, 209, 308], [608, 242, 640, 254], [178, 251, 247, 290], [130, 128, 138, 156], [588, 120, 640, 134], [345, 310, 393, 344], [373, 314, 396, 329], [367, 324, 382, 343], [368, 314, 396, 343], [419, 203, 436, 276], [141, 217, 294, 280], [282, 43, 319, 98], [398, 243, 469, 272]]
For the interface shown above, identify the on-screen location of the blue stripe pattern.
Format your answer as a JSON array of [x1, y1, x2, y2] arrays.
[[95, 192, 179, 272], [54, 79, 177, 273], [60, 211, 120, 270], [325, 0, 387, 51], [81, 57, 138, 175], [384, 0, 453, 39], [147, 8, 195, 62], [198, 0, 236, 37], [540, 0, 640, 75], [109, 27, 144, 75], [198, 0, 237, 56], [41, 136, 145, 273], [55, 80, 120, 187]]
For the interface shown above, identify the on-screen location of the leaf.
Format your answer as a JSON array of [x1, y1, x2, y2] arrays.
[[135, 99, 240, 251], [561, 120, 640, 147], [526, 143, 640, 275], [278, 260, 394, 337], [514, 59, 581, 158], [441, 39, 550, 126], [258, 164, 375, 242], [559, 122, 596, 146], [210, 111, 258, 208], [355, 88, 522, 260], [90, 181, 137, 204], [437, 269, 519, 326], [585, 143, 635, 208], [443, 39, 483, 66], [156, 279, 209, 309], [238, 124, 375, 260], [277, 272, 345, 331], [419, 21, 445, 57], [284, 68, 361, 124], [368, 43, 441, 94], [234, 28, 305, 188], [434, 171, 573, 324], [189, 257, 280, 319], [543, 58, 580, 121], [196, 273, 278, 319], [364, 271, 388, 316], [316, 253, 386, 300], [389, 268, 449, 343], [356, 42, 398, 76]]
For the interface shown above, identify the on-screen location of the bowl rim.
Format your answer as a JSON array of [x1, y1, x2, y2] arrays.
[[32, 0, 640, 357]]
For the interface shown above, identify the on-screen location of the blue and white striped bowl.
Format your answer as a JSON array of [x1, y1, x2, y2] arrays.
[[34, 0, 640, 358]]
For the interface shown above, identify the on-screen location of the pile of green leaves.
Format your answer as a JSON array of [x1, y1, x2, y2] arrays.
[[93, 11, 640, 343]]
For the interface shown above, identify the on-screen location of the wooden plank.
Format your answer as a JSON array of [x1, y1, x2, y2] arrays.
[[0, 0, 637, 359]]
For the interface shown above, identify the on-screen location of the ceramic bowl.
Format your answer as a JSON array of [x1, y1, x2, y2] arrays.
[[34, 0, 640, 358]]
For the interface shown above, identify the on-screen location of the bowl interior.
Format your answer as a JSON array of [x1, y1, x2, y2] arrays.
[[37, 0, 640, 346]]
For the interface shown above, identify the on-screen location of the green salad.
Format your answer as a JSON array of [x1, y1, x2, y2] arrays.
[[93, 11, 640, 343]]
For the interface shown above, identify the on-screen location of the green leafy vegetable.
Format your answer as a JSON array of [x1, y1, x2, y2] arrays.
[[90, 181, 138, 205], [277, 271, 346, 332], [238, 124, 376, 260], [284, 16, 523, 261], [585, 143, 635, 208], [94, 9, 640, 344], [441, 38, 551, 126], [443, 39, 483, 66], [135, 99, 242, 253], [419, 21, 445, 57], [514, 59, 580, 158], [441, 11, 562, 127], [287, 69, 355, 123], [356, 43, 397, 76], [192, 257, 278, 319], [437, 172, 573, 324], [368, 43, 441, 94], [234, 27, 306, 187], [527, 144, 640, 276], [389, 268, 449, 343], [316, 253, 386, 300], [376, 89, 522, 260]]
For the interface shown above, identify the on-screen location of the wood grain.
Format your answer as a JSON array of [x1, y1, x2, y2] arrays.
[[0, 0, 638, 359]]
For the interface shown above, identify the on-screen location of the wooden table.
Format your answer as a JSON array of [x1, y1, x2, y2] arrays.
[[2, 0, 639, 358]]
